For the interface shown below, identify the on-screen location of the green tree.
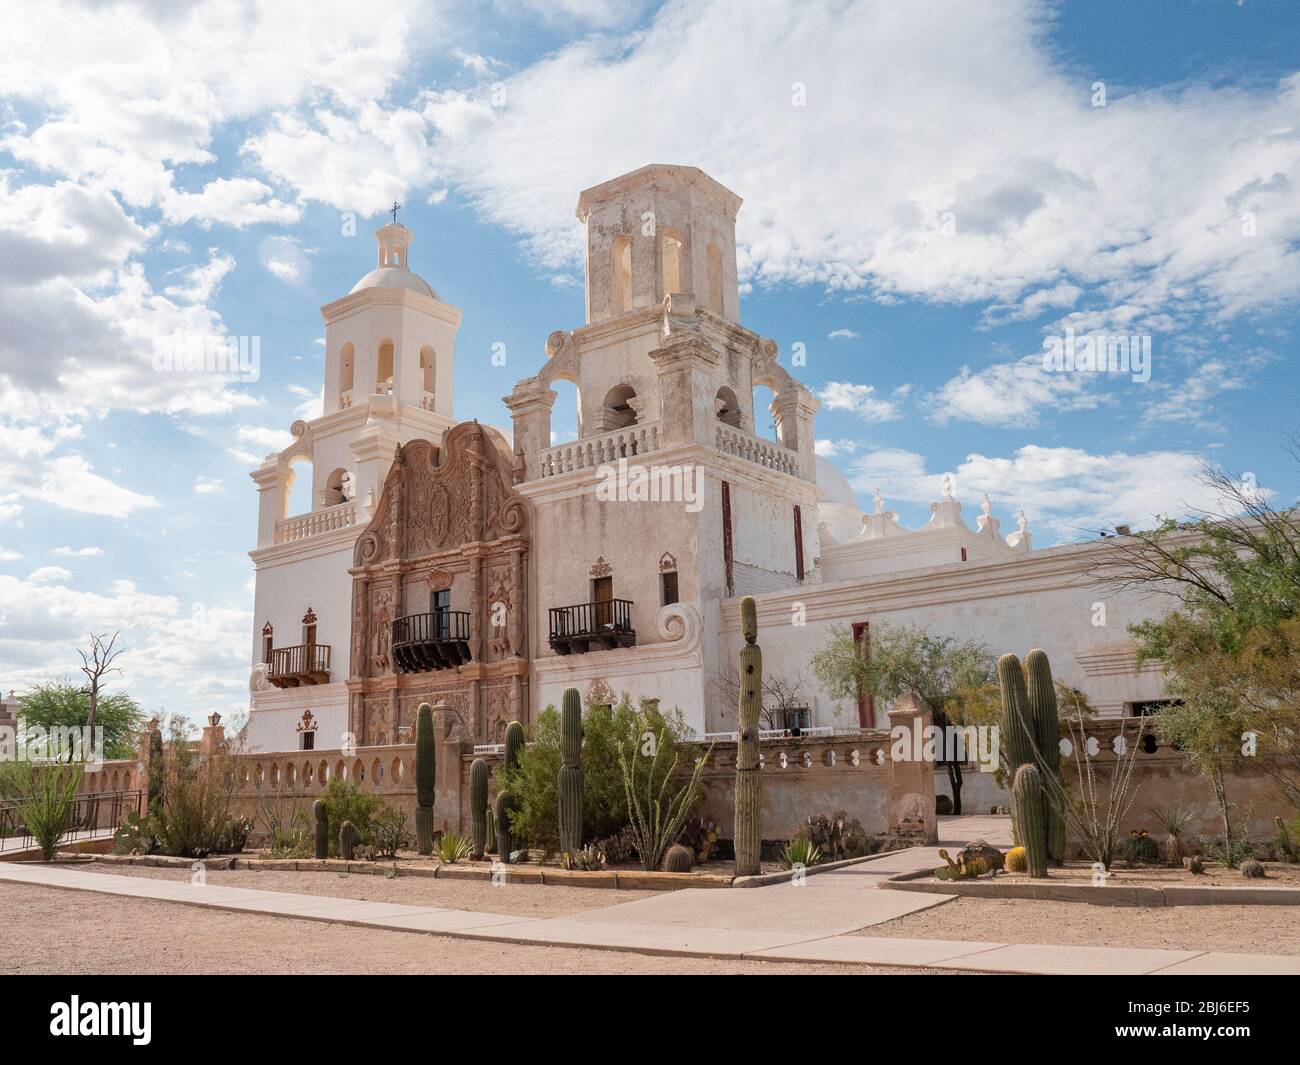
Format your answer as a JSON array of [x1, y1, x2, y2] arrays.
[[812, 621, 997, 813], [19, 680, 145, 761]]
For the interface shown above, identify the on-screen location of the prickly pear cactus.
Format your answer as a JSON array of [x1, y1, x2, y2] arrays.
[[1012, 764, 1047, 877], [663, 843, 694, 873], [313, 798, 329, 860], [470, 758, 490, 860], [415, 701, 436, 856], [734, 596, 763, 878]]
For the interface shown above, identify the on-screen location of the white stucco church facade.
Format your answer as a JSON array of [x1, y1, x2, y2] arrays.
[[244, 164, 1170, 767]]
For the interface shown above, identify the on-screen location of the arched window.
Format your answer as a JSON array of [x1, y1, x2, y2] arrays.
[[322, 467, 352, 506], [705, 243, 724, 315], [261, 622, 273, 664], [715, 386, 742, 428], [611, 235, 633, 315], [338, 343, 355, 404], [661, 230, 684, 297], [601, 384, 638, 430], [419, 345, 436, 408], [285, 455, 313, 515], [376, 340, 394, 393]]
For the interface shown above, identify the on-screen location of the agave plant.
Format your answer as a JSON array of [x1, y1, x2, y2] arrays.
[[434, 831, 473, 864], [777, 833, 822, 871]]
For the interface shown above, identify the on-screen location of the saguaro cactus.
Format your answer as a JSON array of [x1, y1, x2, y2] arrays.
[[495, 720, 524, 863], [415, 701, 436, 855], [558, 688, 584, 855], [313, 798, 329, 860], [146, 726, 165, 816], [485, 805, 497, 855], [339, 820, 358, 861], [1012, 764, 1047, 877], [734, 595, 763, 877], [1025, 649, 1065, 863], [470, 758, 490, 859]]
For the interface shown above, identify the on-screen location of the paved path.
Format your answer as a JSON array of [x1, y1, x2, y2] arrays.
[[0, 828, 114, 854], [3, 816, 1298, 974]]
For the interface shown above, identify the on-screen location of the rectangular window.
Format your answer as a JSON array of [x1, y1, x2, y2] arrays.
[[793, 504, 805, 581], [300, 731, 315, 751], [721, 480, 733, 596], [430, 588, 450, 638], [262, 636, 273, 664], [851, 621, 875, 728], [1129, 699, 1179, 717], [303, 622, 316, 646], [661, 570, 679, 606]]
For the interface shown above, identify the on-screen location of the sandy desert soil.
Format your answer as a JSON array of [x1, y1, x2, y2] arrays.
[[994, 862, 1300, 888], [855, 896, 1300, 954], [74, 862, 656, 917], [0, 881, 938, 975]]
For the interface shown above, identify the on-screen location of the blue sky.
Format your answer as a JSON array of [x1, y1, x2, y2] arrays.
[[1, 0, 1298, 723]]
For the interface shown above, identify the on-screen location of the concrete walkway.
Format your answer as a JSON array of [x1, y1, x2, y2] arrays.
[[3, 816, 1298, 975]]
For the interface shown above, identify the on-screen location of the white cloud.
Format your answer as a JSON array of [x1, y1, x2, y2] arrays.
[[828, 328, 860, 340], [816, 381, 902, 422], [815, 438, 861, 457], [927, 354, 1105, 428], [0, 548, 23, 562], [163, 249, 236, 303], [848, 443, 1244, 541], [53, 546, 103, 557], [28, 565, 72, 583], [162, 178, 301, 228], [194, 477, 224, 494]]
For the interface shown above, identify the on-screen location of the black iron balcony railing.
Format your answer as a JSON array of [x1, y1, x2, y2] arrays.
[[548, 598, 636, 655], [392, 610, 472, 672], [268, 643, 331, 687]]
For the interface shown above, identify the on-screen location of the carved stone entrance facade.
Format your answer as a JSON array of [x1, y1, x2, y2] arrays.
[[347, 421, 532, 747]]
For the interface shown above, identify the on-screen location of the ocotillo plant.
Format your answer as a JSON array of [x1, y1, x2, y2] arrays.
[[734, 595, 763, 877], [558, 687, 584, 855], [1025, 649, 1065, 863], [313, 798, 329, 860], [1012, 764, 1047, 877], [415, 701, 436, 855], [495, 720, 524, 863], [469, 757, 489, 859]]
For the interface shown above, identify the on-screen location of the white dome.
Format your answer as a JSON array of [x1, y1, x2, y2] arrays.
[[350, 265, 438, 299], [815, 455, 859, 508]]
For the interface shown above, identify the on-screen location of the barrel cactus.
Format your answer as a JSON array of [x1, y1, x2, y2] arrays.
[[470, 758, 490, 860], [313, 798, 329, 860], [1005, 845, 1027, 872], [558, 688, 584, 855], [663, 843, 694, 873], [1011, 764, 1047, 877], [734, 596, 763, 877], [1241, 859, 1266, 879], [415, 701, 436, 855], [339, 820, 358, 861]]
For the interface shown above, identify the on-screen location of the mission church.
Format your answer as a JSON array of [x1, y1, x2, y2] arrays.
[[245, 164, 1171, 790]]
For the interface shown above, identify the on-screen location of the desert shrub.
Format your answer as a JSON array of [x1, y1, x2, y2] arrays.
[[593, 825, 639, 865], [802, 811, 877, 862], [366, 803, 409, 859], [435, 831, 473, 864], [214, 814, 253, 853], [1202, 834, 1258, 869], [500, 695, 698, 851], [256, 782, 310, 855], [0, 761, 84, 861], [677, 814, 720, 863], [778, 833, 823, 871], [617, 709, 712, 872], [318, 778, 381, 855], [1119, 829, 1161, 866]]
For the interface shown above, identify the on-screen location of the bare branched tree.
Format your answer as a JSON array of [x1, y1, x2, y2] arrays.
[[711, 667, 807, 730], [78, 632, 125, 734]]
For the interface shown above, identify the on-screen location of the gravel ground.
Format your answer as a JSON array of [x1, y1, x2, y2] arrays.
[[995, 862, 1300, 888], [73, 862, 657, 917], [855, 896, 1300, 954], [0, 882, 937, 975]]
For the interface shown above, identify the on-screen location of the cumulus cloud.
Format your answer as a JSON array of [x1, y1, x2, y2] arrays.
[[53, 546, 104, 557], [816, 381, 903, 422]]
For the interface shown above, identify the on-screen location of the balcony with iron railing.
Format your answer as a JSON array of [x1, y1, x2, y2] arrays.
[[392, 610, 472, 672], [548, 598, 636, 654], [268, 643, 332, 687], [538, 422, 661, 478]]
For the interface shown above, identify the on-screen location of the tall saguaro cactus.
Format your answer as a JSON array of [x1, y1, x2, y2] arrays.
[[469, 757, 490, 860], [1025, 649, 1065, 863], [1012, 764, 1048, 877], [495, 720, 524, 863], [415, 701, 436, 855], [734, 595, 763, 877], [313, 798, 329, 860], [146, 726, 165, 816], [558, 688, 584, 855]]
